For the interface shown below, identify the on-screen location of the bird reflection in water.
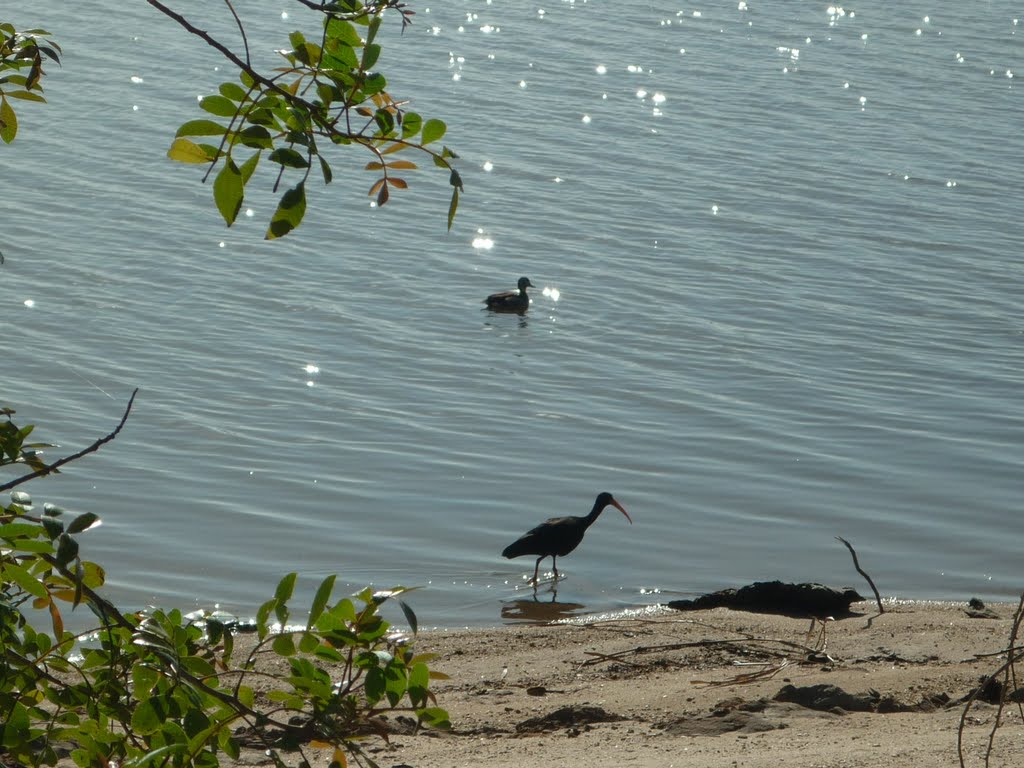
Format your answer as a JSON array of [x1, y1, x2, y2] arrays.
[[500, 593, 587, 624]]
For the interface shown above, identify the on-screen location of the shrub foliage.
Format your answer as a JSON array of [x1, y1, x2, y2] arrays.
[[1, 403, 449, 768]]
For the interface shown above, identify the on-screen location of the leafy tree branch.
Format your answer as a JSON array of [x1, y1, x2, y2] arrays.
[[147, 0, 463, 238]]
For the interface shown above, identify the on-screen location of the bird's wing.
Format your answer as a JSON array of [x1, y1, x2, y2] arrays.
[[486, 289, 517, 303]]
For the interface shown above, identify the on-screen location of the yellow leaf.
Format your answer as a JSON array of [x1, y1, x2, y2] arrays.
[[167, 138, 213, 164], [385, 160, 417, 170], [364, 161, 384, 171], [368, 178, 385, 198], [48, 598, 64, 638]]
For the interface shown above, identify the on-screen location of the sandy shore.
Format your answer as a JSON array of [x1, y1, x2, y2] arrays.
[[360, 599, 1024, 768]]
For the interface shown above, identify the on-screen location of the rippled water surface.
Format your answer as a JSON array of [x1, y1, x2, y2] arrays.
[[4, 1, 1022, 627]]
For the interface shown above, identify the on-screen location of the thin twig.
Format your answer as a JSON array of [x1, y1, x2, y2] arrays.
[[0, 389, 138, 492], [958, 592, 1024, 768], [222, 0, 250, 66], [836, 536, 883, 614]]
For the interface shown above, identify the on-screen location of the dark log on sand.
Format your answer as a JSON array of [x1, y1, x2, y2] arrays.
[[667, 581, 864, 619]]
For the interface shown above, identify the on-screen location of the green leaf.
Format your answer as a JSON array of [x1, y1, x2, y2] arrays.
[[275, 572, 297, 604], [55, 533, 78, 566], [167, 137, 215, 164], [364, 667, 385, 704], [5, 91, 47, 103], [66, 512, 100, 534], [42, 517, 63, 539], [363, 72, 387, 96], [268, 147, 309, 169], [294, 42, 322, 67], [0, 522, 44, 539], [422, 118, 447, 145], [447, 186, 459, 231], [298, 631, 319, 654], [272, 633, 296, 656], [312, 643, 344, 663], [132, 664, 160, 698], [374, 109, 395, 136], [239, 150, 261, 184], [318, 155, 333, 185], [366, 15, 383, 44], [417, 707, 451, 729], [274, 572, 296, 626], [0, 96, 18, 144], [200, 95, 239, 117], [326, 18, 361, 46], [78, 560, 106, 588], [408, 662, 429, 707], [256, 598, 276, 639], [308, 574, 336, 629], [362, 43, 381, 70], [401, 112, 422, 139], [384, 663, 408, 706], [175, 119, 228, 137], [265, 182, 306, 240], [219, 82, 249, 102], [4, 538, 53, 554], [237, 686, 254, 709], [397, 599, 418, 634], [213, 159, 244, 226], [1, 562, 47, 599], [322, 44, 358, 72], [1, 701, 31, 746], [238, 125, 273, 149], [131, 698, 168, 735], [218, 729, 240, 760]]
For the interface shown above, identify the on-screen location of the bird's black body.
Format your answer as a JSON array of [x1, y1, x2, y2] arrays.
[[502, 492, 632, 584], [485, 276, 535, 312]]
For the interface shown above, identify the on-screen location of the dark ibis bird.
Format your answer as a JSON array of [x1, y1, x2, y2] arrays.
[[502, 492, 632, 584], [484, 276, 535, 312]]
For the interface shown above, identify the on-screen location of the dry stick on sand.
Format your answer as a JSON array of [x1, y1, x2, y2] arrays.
[[957, 592, 1024, 768], [579, 619, 829, 688], [836, 536, 884, 614]]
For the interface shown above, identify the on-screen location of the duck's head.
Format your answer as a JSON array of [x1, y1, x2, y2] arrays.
[[518, 277, 535, 291]]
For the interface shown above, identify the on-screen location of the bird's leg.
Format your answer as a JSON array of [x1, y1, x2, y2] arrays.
[[531, 556, 543, 586], [552, 556, 559, 583]]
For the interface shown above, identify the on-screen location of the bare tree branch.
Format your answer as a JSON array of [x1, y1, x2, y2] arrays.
[[836, 536, 884, 615], [0, 388, 138, 492]]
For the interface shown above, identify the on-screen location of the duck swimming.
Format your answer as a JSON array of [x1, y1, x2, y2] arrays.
[[484, 276, 535, 312]]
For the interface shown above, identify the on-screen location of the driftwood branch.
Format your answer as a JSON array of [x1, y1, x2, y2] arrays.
[[836, 536, 883, 614], [0, 389, 138, 493]]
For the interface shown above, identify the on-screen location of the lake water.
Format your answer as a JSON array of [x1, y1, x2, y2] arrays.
[[3, 1, 1022, 629]]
